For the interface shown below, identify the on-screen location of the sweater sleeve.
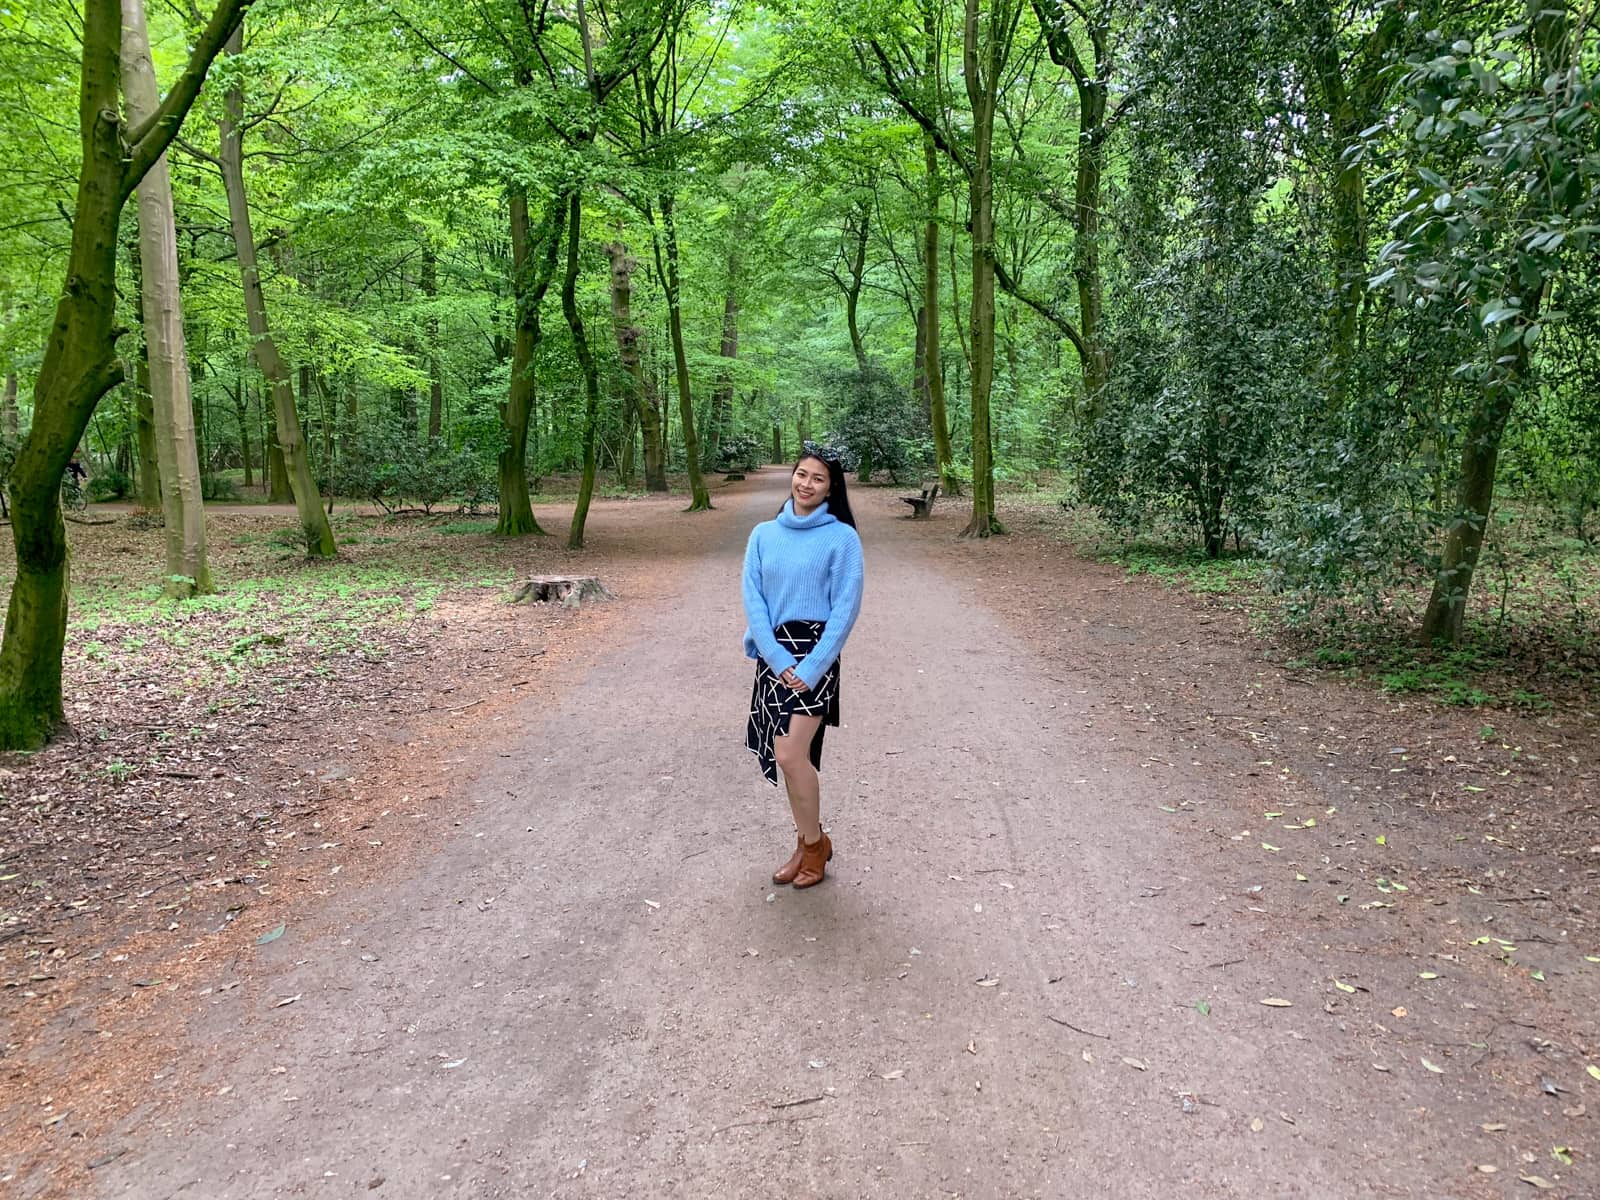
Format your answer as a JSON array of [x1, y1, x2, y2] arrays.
[[741, 527, 799, 674], [795, 529, 864, 691]]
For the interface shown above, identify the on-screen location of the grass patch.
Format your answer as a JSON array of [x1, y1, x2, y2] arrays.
[[1100, 543, 1265, 595], [434, 518, 498, 536]]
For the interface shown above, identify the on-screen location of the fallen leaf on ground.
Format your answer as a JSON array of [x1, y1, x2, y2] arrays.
[[1520, 1176, 1554, 1190], [1420, 1058, 1444, 1074], [880, 1069, 905, 1080], [1392, 1006, 1408, 1018], [1261, 997, 1293, 1007], [274, 994, 301, 1008], [1482, 1123, 1509, 1132], [1121, 1057, 1148, 1071], [643, 899, 660, 909], [1333, 979, 1356, 993], [975, 976, 1000, 988], [256, 924, 285, 945], [1249, 1117, 1264, 1132]]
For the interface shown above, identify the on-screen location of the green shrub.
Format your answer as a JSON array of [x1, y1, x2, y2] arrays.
[[202, 473, 241, 501], [88, 468, 132, 502]]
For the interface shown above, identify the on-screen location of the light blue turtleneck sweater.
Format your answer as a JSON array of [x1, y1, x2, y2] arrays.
[[741, 499, 865, 691]]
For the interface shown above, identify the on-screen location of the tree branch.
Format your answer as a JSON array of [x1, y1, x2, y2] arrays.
[[994, 258, 1087, 362], [123, 0, 253, 193], [864, 38, 970, 176], [1029, 0, 1089, 83]]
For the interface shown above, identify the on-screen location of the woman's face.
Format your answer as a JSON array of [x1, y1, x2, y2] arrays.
[[791, 457, 832, 512]]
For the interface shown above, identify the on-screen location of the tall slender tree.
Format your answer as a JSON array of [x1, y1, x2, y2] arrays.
[[216, 24, 335, 556], [122, 0, 213, 597]]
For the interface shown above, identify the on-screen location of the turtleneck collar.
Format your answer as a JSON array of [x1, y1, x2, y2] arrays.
[[776, 498, 837, 530]]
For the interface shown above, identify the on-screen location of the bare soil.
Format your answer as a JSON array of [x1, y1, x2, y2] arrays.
[[2, 471, 1597, 1198]]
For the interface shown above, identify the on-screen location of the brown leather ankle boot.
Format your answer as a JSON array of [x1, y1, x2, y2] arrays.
[[772, 833, 806, 884], [792, 832, 833, 889]]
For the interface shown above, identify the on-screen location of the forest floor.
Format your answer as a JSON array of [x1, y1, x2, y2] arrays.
[[2, 471, 1597, 1199]]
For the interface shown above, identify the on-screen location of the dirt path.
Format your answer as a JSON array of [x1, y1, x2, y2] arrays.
[[88, 474, 1593, 1198]]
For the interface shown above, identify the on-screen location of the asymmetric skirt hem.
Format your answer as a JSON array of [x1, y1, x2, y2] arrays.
[[745, 619, 841, 786]]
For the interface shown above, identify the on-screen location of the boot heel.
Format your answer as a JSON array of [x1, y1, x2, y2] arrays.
[[793, 832, 832, 889]]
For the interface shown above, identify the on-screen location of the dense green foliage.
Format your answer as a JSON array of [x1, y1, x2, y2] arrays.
[[0, 0, 1595, 644]]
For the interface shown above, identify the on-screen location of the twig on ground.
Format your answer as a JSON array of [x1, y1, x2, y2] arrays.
[[1046, 1015, 1110, 1039], [770, 1095, 826, 1110], [710, 1111, 826, 1136]]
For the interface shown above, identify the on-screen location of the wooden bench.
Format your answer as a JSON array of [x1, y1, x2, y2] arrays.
[[901, 482, 939, 519]]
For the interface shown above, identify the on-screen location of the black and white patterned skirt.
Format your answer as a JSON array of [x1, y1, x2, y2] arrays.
[[745, 619, 841, 786]]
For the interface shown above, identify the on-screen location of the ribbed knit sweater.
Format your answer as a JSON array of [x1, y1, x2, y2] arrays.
[[741, 499, 865, 690]]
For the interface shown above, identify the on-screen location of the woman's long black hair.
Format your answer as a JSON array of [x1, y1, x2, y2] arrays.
[[784, 449, 856, 529]]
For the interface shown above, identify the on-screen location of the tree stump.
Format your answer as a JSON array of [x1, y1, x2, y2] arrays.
[[511, 575, 615, 609]]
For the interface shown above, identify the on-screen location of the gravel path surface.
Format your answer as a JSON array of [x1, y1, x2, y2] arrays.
[[94, 473, 1570, 1199]]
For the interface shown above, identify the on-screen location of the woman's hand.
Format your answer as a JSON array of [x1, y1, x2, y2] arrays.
[[779, 668, 807, 692]]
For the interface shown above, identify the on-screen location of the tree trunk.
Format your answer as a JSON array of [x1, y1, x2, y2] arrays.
[[704, 291, 738, 471], [125, 0, 211, 596], [1, 371, 17, 441], [233, 382, 253, 488], [400, 384, 419, 442], [265, 404, 290, 501], [218, 26, 333, 556], [658, 194, 711, 510], [1420, 0, 1566, 645], [638, 357, 666, 491], [423, 245, 443, 439], [0, 0, 248, 749], [563, 190, 602, 551], [1303, 2, 1405, 413], [134, 354, 161, 506], [914, 305, 928, 416], [922, 130, 959, 495], [604, 240, 666, 492], [497, 188, 563, 536], [959, 0, 1008, 538], [315, 369, 334, 470], [1420, 378, 1517, 644], [771, 422, 783, 464], [191, 354, 208, 474], [1030, 0, 1113, 422], [1072, 79, 1109, 423]]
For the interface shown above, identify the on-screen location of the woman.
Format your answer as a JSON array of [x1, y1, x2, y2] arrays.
[[742, 448, 865, 889]]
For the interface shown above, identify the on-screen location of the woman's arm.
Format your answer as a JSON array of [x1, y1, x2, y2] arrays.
[[742, 528, 799, 674], [794, 530, 864, 691]]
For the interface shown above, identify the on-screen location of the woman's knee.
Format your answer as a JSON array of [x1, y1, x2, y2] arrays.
[[774, 733, 812, 775]]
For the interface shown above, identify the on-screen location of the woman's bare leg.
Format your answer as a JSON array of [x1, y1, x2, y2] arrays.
[[774, 713, 825, 843]]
